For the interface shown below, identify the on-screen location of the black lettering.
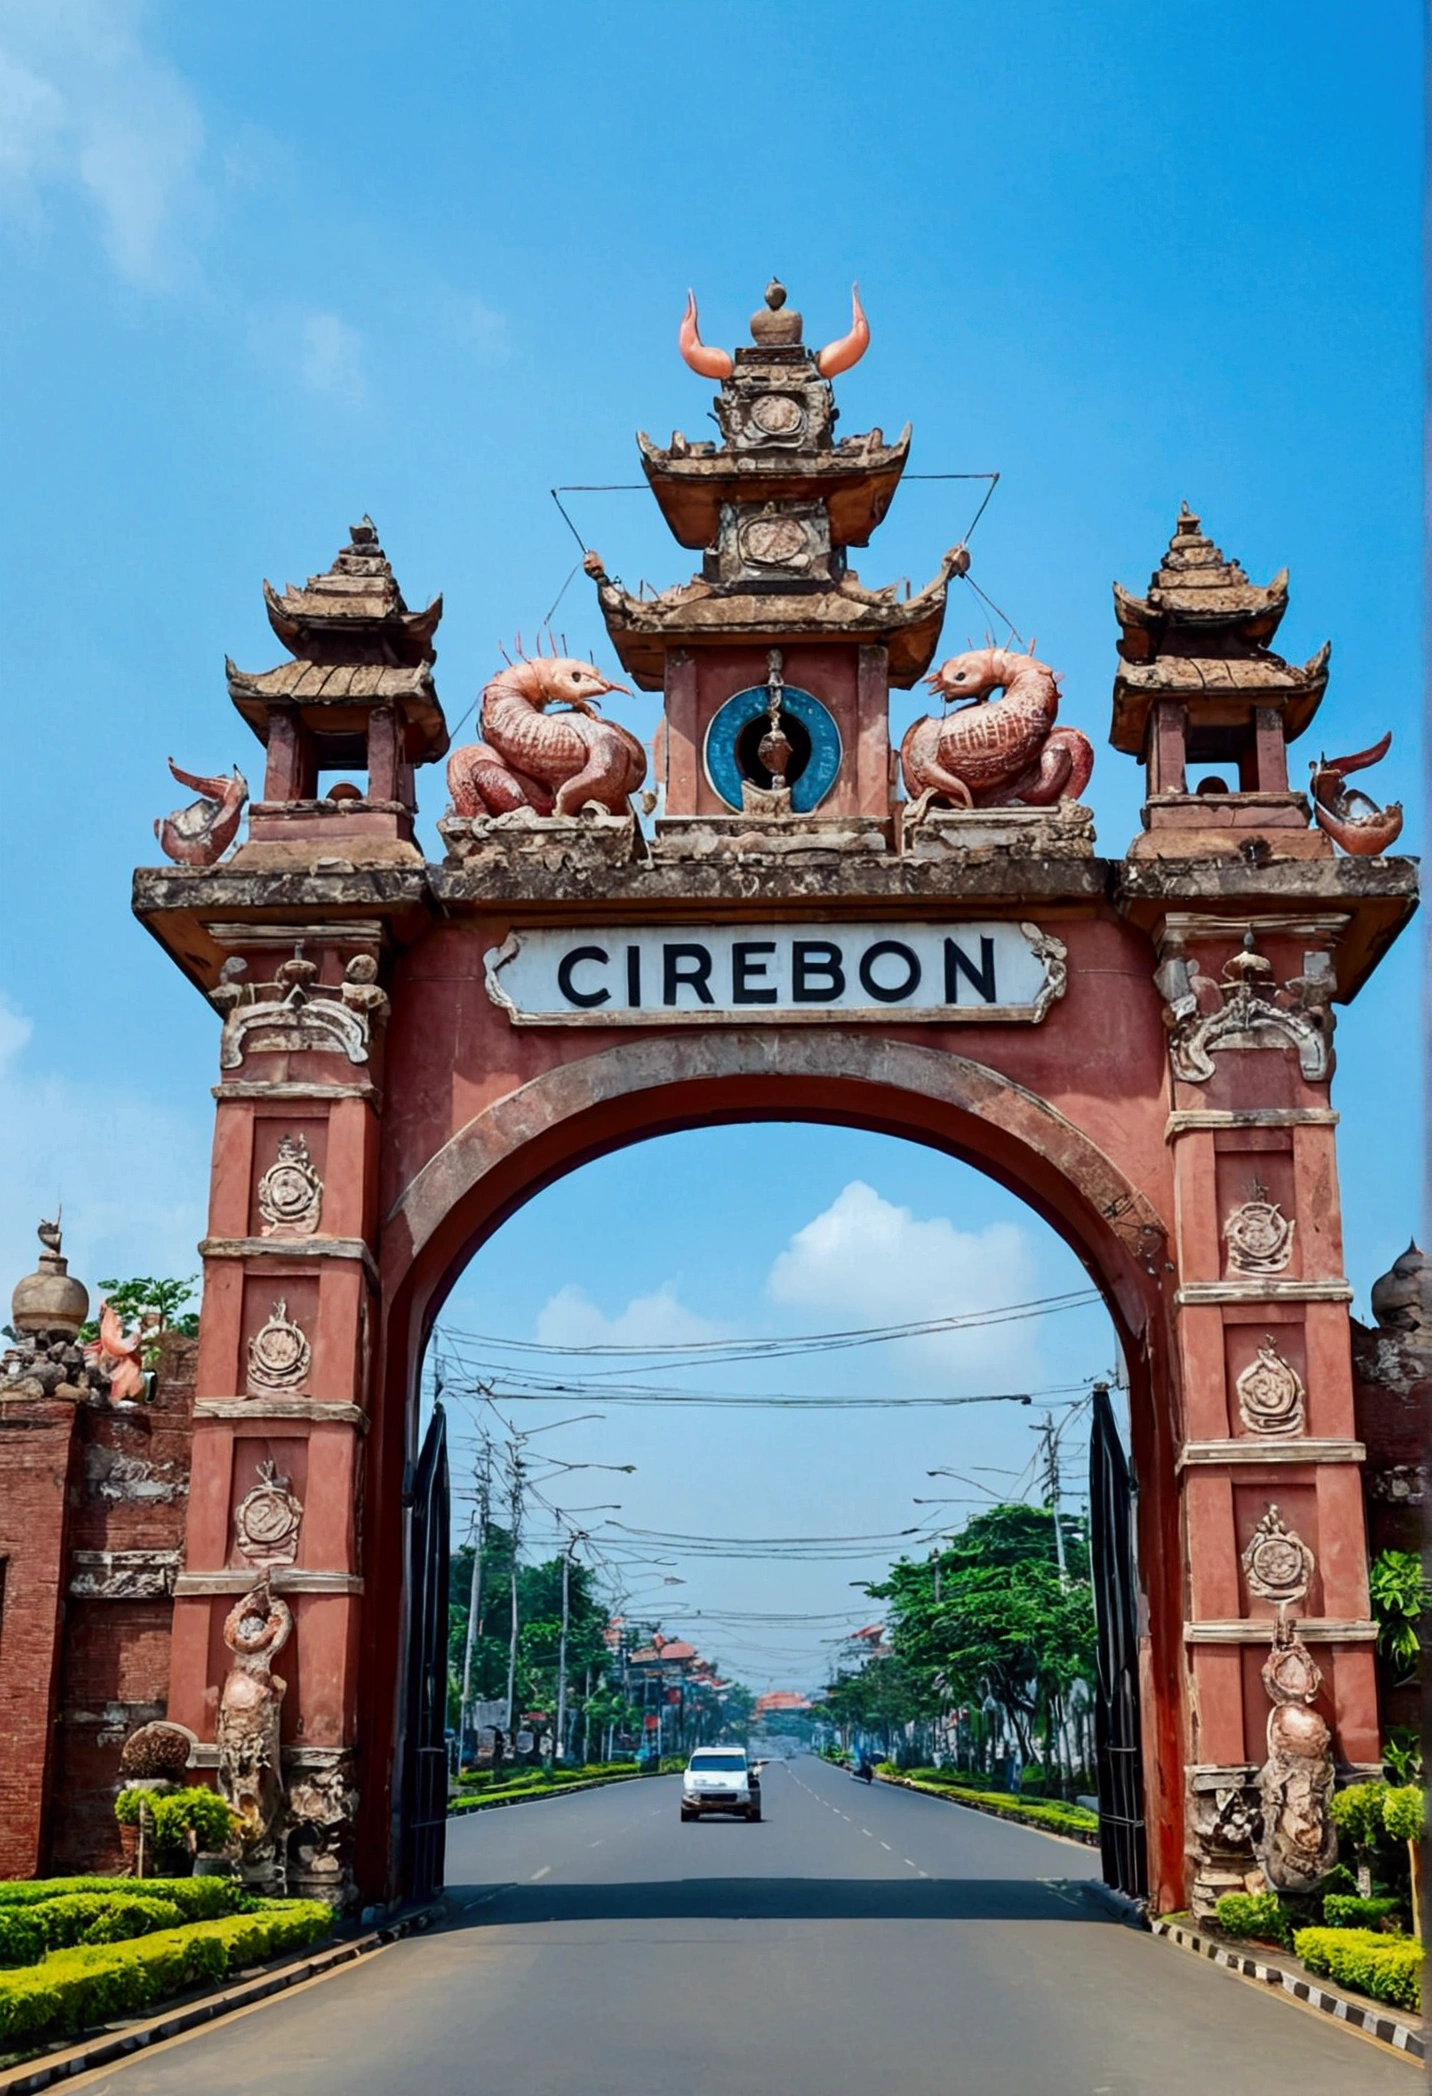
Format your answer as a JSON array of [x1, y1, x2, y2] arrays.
[[944, 935, 997, 1004], [556, 946, 610, 1008], [626, 945, 641, 1007], [732, 941, 778, 1004], [792, 940, 845, 1003], [663, 943, 714, 1006], [859, 939, 921, 1004]]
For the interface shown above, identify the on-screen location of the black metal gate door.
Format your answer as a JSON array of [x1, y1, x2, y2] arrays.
[[401, 1403, 450, 1905], [1088, 1382, 1148, 1902]]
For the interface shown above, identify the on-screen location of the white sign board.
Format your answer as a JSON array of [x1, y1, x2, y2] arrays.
[[484, 922, 1065, 1027]]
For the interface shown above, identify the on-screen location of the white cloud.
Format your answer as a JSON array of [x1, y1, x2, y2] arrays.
[[766, 1180, 1042, 1389], [0, 991, 208, 1312], [298, 310, 367, 406], [0, 1, 206, 287], [535, 1284, 724, 1350]]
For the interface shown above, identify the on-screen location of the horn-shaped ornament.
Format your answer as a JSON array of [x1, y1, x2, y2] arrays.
[[678, 291, 733, 380], [816, 283, 870, 378]]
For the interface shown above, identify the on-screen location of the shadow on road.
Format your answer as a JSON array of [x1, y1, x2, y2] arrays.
[[442, 1877, 1110, 1926]]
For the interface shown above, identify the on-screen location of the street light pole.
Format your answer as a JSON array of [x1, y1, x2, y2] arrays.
[[457, 1437, 492, 1770], [505, 1442, 524, 1735], [556, 1534, 573, 1760]]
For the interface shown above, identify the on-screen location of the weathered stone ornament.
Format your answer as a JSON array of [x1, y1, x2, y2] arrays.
[[234, 1460, 304, 1568], [1224, 1192, 1295, 1276], [246, 1300, 311, 1397], [216, 1580, 292, 1861], [212, 947, 387, 1069], [1155, 934, 1335, 1085], [1242, 1505, 1315, 1608], [2, 1221, 103, 1402], [284, 1752, 359, 1906], [446, 651, 646, 820], [1235, 1340, 1306, 1437], [1255, 1615, 1337, 1893], [257, 1134, 323, 1239], [1309, 731, 1404, 856], [900, 646, 1095, 818]]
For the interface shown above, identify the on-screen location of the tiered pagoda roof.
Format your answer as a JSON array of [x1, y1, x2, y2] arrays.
[[226, 519, 447, 762], [1110, 506, 1328, 758], [593, 283, 963, 690]]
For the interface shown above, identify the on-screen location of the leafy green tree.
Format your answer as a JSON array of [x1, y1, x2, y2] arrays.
[[1368, 1549, 1426, 1682]]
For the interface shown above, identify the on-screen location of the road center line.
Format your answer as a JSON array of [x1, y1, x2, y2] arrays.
[[880, 1841, 892, 1851], [530, 1865, 552, 1880]]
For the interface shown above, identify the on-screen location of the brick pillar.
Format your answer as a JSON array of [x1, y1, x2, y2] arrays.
[[0, 1398, 80, 1876], [1160, 922, 1377, 1917], [168, 930, 386, 1905]]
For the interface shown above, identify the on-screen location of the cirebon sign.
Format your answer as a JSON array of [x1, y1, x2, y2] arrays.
[[484, 922, 1067, 1027]]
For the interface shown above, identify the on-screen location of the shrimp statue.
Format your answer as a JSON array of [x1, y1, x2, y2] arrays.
[[447, 650, 646, 819], [155, 759, 249, 866], [900, 645, 1095, 819], [1309, 731, 1403, 855]]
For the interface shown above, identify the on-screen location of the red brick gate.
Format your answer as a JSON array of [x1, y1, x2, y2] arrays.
[[6, 291, 1415, 1914]]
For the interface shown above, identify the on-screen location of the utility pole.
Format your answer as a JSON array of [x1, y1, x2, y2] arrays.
[[504, 1440, 525, 1735], [1032, 1411, 1069, 1583], [457, 1436, 493, 1771], [555, 1528, 580, 1763]]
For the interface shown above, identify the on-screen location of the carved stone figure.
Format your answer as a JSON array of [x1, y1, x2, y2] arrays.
[[154, 758, 249, 866], [1236, 1340, 1306, 1437], [1224, 1193, 1295, 1277], [446, 653, 646, 820], [234, 1460, 304, 1567], [1242, 1505, 1315, 1608], [1309, 730, 1404, 856], [246, 1300, 311, 1397], [900, 647, 1095, 820], [1370, 1240, 1429, 1337], [120, 1721, 194, 1781], [257, 1134, 323, 1238], [86, 1301, 148, 1403], [1255, 1617, 1338, 1892], [216, 1580, 291, 1856], [1155, 933, 1335, 1085], [1187, 1767, 1264, 1920], [212, 948, 380, 1069], [285, 1753, 359, 1905]]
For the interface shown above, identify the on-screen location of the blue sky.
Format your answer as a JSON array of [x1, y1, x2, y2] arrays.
[[0, 4, 1421, 1687]]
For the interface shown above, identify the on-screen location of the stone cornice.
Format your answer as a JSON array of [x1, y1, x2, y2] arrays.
[[193, 1397, 367, 1428], [1184, 1619, 1376, 1644], [1178, 1439, 1364, 1469]]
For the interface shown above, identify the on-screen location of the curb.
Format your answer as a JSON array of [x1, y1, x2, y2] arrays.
[[0, 1903, 440, 2094], [874, 1772, 1099, 1846], [447, 1772, 644, 1816], [1151, 1915, 1424, 2062]]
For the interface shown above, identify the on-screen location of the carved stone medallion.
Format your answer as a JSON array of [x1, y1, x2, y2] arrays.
[[1242, 1505, 1314, 1608], [748, 392, 804, 439], [740, 514, 808, 566], [1224, 1195, 1295, 1276], [246, 1300, 311, 1396], [1235, 1339, 1305, 1438], [234, 1459, 303, 1567], [257, 1134, 323, 1239]]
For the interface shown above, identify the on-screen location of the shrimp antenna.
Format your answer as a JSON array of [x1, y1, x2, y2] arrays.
[[514, 630, 524, 660], [1027, 635, 1037, 655], [497, 642, 512, 665], [560, 633, 568, 655]]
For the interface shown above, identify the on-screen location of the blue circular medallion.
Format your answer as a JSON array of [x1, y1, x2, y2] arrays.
[[702, 685, 842, 813]]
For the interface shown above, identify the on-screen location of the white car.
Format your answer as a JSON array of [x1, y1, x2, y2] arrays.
[[680, 1747, 762, 1822]]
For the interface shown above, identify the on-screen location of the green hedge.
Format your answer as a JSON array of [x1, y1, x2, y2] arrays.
[[0, 1901, 333, 2047], [449, 1768, 640, 1815], [0, 1878, 245, 1920], [1293, 1926, 1421, 2014], [878, 1771, 1097, 1839], [1214, 1892, 1293, 1948], [1382, 1784, 1422, 1844], [1322, 1893, 1402, 1931]]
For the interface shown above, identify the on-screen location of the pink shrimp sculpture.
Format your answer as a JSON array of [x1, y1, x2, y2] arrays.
[[900, 645, 1095, 817], [447, 654, 647, 819]]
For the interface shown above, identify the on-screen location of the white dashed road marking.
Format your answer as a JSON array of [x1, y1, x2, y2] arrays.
[[530, 1865, 551, 1881]]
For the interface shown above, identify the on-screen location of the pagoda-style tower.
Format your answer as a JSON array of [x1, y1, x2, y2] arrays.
[[226, 518, 447, 862], [587, 283, 966, 837], [1111, 506, 1331, 858]]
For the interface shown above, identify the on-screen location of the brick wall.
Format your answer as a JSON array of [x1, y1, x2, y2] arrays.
[[1350, 1312, 1428, 1736], [0, 1400, 80, 1876]]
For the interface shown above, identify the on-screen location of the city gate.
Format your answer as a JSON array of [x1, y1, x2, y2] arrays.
[[121, 285, 1413, 1914]]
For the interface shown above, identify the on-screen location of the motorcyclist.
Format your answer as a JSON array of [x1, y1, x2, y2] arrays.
[[856, 1750, 874, 1783]]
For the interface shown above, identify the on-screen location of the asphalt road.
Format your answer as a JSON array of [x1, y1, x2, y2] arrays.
[[75, 1756, 1412, 2094]]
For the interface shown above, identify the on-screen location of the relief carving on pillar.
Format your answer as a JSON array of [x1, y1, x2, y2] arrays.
[[211, 948, 388, 1070], [1224, 1190, 1295, 1277], [257, 1134, 323, 1238], [284, 1752, 359, 1907], [234, 1460, 304, 1568], [246, 1300, 312, 1397], [1154, 933, 1335, 1084], [1235, 1339, 1306, 1437], [1241, 1505, 1338, 1894], [216, 1580, 291, 1863]]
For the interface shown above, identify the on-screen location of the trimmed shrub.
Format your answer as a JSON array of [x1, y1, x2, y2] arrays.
[[1382, 1785, 1423, 1844], [883, 1773, 1097, 1838], [0, 1878, 247, 1921], [1215, 1892, 1292, 1948], [1322, 1893, 1402, 1931], [0, 1901, 333, 2046], [1293, 1926, 1421, 2014]]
